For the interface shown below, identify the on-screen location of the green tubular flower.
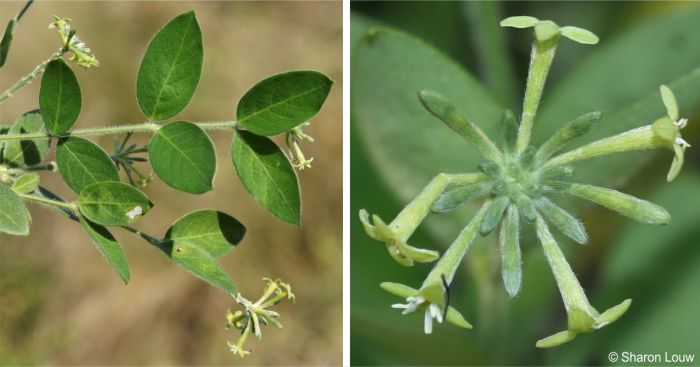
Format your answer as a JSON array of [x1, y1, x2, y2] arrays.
[[545, 85, 690, 181], [226, 278, 295, 357], [49, 16, 99, 69], [535, 215, 631, 348], [286, 122, 315, 170], [360, 173, 487, 266], [382, 204, 489, 333]]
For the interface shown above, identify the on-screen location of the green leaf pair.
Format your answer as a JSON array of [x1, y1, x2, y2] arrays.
[[159, 210, 246, 294]]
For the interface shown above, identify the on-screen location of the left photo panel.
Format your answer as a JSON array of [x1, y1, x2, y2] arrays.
[[0, 1, 342, 365]]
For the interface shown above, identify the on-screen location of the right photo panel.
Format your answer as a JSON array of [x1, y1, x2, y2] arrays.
[[351, 2, 700, 365]]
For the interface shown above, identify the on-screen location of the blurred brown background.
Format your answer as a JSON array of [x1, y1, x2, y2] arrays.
[[0, 1, 341, 365]]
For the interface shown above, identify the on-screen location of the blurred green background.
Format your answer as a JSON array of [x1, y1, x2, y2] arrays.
[[0, 1, 341, 365], [351, 1, 700, 366]]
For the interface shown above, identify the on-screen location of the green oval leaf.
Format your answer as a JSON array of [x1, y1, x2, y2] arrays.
[[148, 121, 216, 194], [56, 137, 120, 194], [79, 216, 130, 284], [232, 130, 300, 224], [158, 240, 236, 294], [39, 58, 81, 134], [2, 110, 50, 167], [0, 183, 30, 235], [164, 209, 245, 257], [136, 11, 203, 120], [237, 71, 333, 136], [11, 173, 39, 194], [78, 182, 151, 226]]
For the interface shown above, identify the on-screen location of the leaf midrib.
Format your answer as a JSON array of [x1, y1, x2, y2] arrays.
[[239, 84, 325, 123], [242, 137, 294, 215], [155, 126, 210, 187], [150, 16, 195, 118]]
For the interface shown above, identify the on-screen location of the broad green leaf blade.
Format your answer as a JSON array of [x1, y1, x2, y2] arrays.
[[165, 209, 245, 257], [11, 173, 38, 194], [56, 137, 120, 194], [535, 7, 700, 188], [2, 110, 50, 167], [352, 26, 502, 205], [157, 240, 236, 294], [499, 205, 521, 298], [0, 183, 30, 235], [39, 59, 81, 134], [560, 26, 599, 45], [659, 84, 678, 121], [79, 216, 130, 283], [567, 184, 670, 225], [78, 182, 151, 226], [237, 71, 333, 136], [232, 131, 300, 224], [148, 121, 215, 194], [136, 11, 203, 120], [0, 20, 15, 68]]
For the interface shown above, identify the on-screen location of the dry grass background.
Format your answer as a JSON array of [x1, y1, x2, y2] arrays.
[[0, 1, 342, 365]]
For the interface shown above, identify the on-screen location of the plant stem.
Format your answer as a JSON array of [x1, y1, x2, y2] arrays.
[[122, 225, 163, 247], [20, 193, 77, 211], [516, 38, 558, 153], [26, 185, 164, 248], [0, 48, 65, 104], [0, 120, 238, 141]]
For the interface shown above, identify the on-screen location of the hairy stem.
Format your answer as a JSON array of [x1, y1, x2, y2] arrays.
[[20, 193, 77, 210], [122, 225, 163, 247], [0, 48, 65, 103], [0, 120, 238, 141], [516, 38, 558, 153]]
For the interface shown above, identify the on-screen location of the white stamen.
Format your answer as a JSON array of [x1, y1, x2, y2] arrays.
[[675, 118, 688, 129], [430, 303, 444, 323], [424, 308, 433, 334], [391, 304, 409, 309], [126, 206, 143, 219], [676, 137, 691, 149]]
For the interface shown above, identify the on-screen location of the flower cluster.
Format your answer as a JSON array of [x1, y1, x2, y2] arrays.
[[286, 122, 315, 170], [49, 16, 99, 69], [360, 16, 690, 347], [226, 278, 295, 357]]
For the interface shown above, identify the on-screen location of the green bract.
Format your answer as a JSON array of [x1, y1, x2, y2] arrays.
[[237, 71, 333, 136], [359, 15, 690, 347], [136, 11, 203, 120]]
